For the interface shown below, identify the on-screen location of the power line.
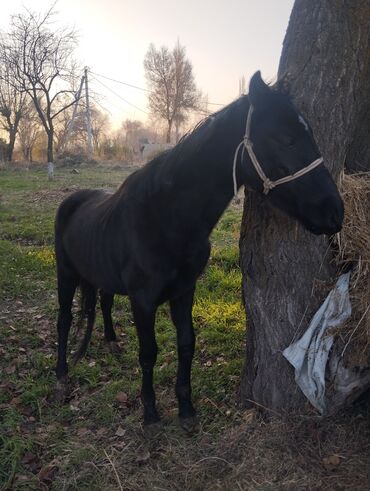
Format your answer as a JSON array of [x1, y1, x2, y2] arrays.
[[92, 99, 113, 116], [87, 88, 144, 119], [90, 70, 151, 93], [90, 69, 226, 107], [72, 95, 130, 120], [90, 75, 150, 115]]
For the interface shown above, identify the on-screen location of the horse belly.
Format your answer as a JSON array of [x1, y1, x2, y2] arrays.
[[63, 227, 127, 295]]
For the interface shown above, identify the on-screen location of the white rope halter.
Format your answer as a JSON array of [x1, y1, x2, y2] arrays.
[[232, 105, 323, 198]]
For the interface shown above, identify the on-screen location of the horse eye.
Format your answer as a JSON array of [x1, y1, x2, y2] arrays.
[[282, 135, 294, 147], [272, 135, 294, 147]]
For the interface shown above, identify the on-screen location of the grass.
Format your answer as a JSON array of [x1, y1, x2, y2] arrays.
[[0, 162, 245, 489], [1, 162, 369, 490]]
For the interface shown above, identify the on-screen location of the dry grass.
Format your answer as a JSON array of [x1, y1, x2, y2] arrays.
[[334, 172, 370, 366], [53, 404, 370, 491]]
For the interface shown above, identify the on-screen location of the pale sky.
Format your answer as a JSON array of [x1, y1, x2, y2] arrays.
[[1, 0, 294, 126]]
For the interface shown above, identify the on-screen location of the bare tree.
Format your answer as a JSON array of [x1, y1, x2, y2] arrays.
[[144, 41, 200, 143], [90, 107, 109, 154], [0, 62, 27, 161], [55, 103, 109, 157], [17, 102, 42, 161], [1, 7, 79, 167]]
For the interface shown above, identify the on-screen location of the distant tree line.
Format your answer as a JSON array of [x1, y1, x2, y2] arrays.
[[0, 7, 204, 164]]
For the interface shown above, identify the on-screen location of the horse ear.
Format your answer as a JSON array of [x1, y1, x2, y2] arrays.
[[248, 71, 271, 108]]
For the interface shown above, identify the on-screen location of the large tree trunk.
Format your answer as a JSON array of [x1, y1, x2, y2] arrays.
[[6, 130, 16, 162], [47, 129, 54, 180], [6, 115, 21, 162], [166, 120, 173, 143], [47, 131, 54, 163], [240, 0, 370, 412]]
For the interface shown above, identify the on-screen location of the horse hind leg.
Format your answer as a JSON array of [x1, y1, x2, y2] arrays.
[[100, 291, 121, 354], [72, 283, 97, 363], [55, 272, 78, 402]]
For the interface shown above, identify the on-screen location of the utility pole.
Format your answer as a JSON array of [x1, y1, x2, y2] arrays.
[[84, 67, 93, 156], [62, 75, 85, 152]]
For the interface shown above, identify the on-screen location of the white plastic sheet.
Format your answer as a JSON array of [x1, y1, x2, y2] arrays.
[[283, 273, 352, 414]]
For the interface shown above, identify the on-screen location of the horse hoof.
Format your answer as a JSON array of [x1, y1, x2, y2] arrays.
[[106, 341, 122, 355], [179, 415, 199, 434], [143, 420, 163, 439], [53, 378, 68, 403]]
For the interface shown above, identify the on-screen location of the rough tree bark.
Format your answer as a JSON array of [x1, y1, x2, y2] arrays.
[[240, 0, 370, 412]]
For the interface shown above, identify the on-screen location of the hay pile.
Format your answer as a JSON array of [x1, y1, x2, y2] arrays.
[[334, 171, 370, 366]]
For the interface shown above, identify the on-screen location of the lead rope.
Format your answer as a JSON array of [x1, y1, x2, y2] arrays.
[[232, 105, 324, 201]]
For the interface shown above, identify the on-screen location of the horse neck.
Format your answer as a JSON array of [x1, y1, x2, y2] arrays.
[[170, 96, 249, 236]]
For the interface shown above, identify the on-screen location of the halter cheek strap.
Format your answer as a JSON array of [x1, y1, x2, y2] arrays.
[[232, 105, 324, 198]]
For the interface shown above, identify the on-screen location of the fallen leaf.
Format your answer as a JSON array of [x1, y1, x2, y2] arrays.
[[77, 427, 90, 438], [115, 426, 126, 437], [21, 452, 38, 465], [38, 464, 58, 483], [21, 452, 41, 473], [112, 441, 127, 450], [322, 454, 341, 469], [96, 427, 109, 437], [116, 392, 128, 404], [10, 396, 22, 406], [5, 365, 16, 374]]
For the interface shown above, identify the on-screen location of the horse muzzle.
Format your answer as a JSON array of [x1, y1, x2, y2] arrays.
[[302, 194, 344, 236]]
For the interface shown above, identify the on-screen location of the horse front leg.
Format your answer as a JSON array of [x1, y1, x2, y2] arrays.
[[170, 286, 197, 432], [130, 297, 160, 425]]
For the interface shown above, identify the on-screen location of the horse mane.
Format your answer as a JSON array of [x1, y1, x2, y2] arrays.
[[99, 88, 293, 221], [100, 95, 249, 221]]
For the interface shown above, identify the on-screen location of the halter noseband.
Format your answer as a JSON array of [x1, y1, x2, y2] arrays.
[[232, 105, 324, 198]]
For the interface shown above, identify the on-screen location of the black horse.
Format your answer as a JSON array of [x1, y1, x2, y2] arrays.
[[54, 72, 343, 429]]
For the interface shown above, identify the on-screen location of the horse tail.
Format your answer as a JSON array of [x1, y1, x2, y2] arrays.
[[72, 284, 94, 364]]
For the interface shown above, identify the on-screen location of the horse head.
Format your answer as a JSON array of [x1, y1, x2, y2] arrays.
[[240, 71, 343, 235]]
